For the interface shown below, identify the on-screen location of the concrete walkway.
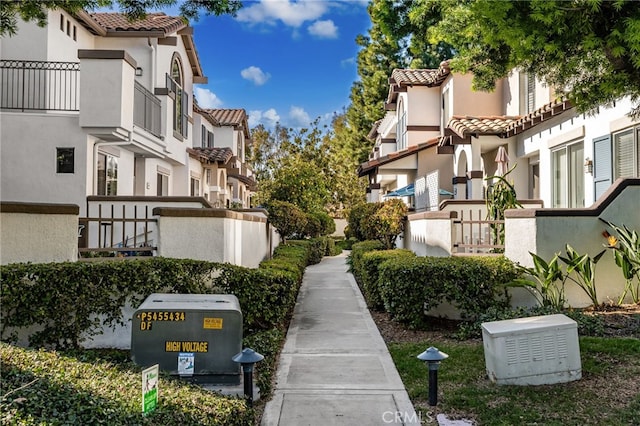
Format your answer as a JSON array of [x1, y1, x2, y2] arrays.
[[261, 253, 420, 426]]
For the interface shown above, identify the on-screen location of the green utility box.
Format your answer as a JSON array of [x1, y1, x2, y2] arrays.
[[131, 293, 242, 384]]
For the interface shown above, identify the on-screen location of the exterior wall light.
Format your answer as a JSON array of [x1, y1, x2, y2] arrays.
[[135, 67, 143, 76], [232, 347, 264, 406], [584, 157, 593, 174], [417, 346, 449, 406]]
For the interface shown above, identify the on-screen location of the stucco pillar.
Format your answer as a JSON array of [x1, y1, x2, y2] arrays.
[[367, 183, 381, 203], [453, 176, 467, 199]]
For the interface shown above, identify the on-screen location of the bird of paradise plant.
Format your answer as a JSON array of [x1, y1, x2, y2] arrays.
[[602, 221, 640, 304]]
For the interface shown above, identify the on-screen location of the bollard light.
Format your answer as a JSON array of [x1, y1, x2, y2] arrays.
[[232, 348, 264, 406], [417, 346, 449, 406]]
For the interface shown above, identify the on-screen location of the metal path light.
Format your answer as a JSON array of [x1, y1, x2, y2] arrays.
[[232, 348, 264, 406], [417, 346, 449, 406]]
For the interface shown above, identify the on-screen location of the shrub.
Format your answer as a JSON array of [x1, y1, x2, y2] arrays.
[[378, 256, 520, 329], [364, 199, 408, 249], [266, 200, 307, 242], [287, 239, 325, 265], [360, 249, 416, 310], [1, 243, 314, 348], [347, 202, 380, 241], [348, 240, 384, 280], [303, 213, 323, 238], [0, 343, 253, 425]]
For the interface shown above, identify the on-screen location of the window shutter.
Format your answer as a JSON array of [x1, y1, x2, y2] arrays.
[[182, 91, 189, 137], [593, 135, 612, 201], [527, 74, 535, 113], [614, 130, 635, 178]]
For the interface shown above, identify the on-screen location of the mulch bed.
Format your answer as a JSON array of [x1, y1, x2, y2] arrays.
[[371, 305, 640, 344]]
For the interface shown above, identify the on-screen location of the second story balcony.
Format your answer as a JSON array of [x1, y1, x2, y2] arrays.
[[2, 56, 163, 148], [0, 60, 79, 112]]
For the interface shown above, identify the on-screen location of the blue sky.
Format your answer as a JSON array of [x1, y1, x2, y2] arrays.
[[184, 1, 372, 129]]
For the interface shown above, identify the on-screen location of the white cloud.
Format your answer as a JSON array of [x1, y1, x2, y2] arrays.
[[308, 19, 338, 39], [237, 0, 329, 28], [194, 87, 223, 109], [288, 106, 311, 127], [249, 108, 281, 128], [241, 66, 271, 86], [340, 57, 355, 67]]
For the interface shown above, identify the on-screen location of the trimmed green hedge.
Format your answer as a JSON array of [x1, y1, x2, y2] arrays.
[[348, 240, 384, 280], [0, 241, 318, 426], [359, 249, 416, 310], [0, 343, 252, 425], [378, 255, 521, 328], [1, 258, 301, 348]]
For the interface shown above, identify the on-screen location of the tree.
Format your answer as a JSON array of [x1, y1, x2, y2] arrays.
[[265, 200, 307, 243], [416, 0, 640, 116], [1, 0, 241, 37]]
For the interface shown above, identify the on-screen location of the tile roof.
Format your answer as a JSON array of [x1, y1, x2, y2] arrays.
[[204, 109, 248, 127], [188, 147, 233, 164], [503, 98, 573, 137], [88, 12, 187, 35], [390, 63, 451, 87], [229, 173, 257, 191], [386, 61, 451, 106], [194, 103, 220, 126], [446, 115, 522, 139]]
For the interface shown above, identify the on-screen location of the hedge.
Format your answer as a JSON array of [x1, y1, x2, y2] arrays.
[[348, 240, 384, 281], [378, 255, 521, 329], [0, 241, 317, 425], [0, 343, 253, 425], [359, 249, 416, 310]]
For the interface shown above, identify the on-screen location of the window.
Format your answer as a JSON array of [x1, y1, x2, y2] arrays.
[[60, 14, 64, 31], [237, 136, 243, 159], [97, 153, 117, 195], [190, 178, 200, 196], [397, 100, 407, 151], [66, 21, 70, 36], [56, 148, 74, 173], [168, 56, 188, 139], [157, 173, 169, 196], [613, 127, 640, 179], [206, 169, 212, 185], [73, 26, 76, 41], [202, 126, 214, 148], [201, 125, 207, 147], [526, 73, 535, 113], [552, 141, 584, 208]]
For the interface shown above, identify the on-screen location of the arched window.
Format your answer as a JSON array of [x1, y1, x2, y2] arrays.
[[167, 54, 188, 138]]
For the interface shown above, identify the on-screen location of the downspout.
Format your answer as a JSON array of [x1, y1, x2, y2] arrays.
[[147, 37, 157, 90]]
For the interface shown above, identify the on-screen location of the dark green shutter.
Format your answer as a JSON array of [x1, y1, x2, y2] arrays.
[[593, 135, 612, 201]]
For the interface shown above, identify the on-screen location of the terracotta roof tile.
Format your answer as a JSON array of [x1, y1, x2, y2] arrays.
[[204, 109, 247, 127], [89, 12, 186, 34], [229, 174, 257, 191], [503, 98, 573, 137], [188, 147, 233, 164], [194, 103, 220, 126], [446, 116, 522, 139], [390, 65, 450, 87]]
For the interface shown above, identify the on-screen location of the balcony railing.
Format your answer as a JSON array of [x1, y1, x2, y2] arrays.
[[0, 60, 80, 111], [133, 81, 162, 138]]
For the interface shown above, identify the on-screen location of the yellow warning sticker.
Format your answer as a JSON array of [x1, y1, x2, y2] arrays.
[[203, 317, 223, 329]]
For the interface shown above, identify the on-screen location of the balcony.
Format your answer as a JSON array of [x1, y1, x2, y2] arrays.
[[0, 60, 80, 112], [133, 81, 161, 138]]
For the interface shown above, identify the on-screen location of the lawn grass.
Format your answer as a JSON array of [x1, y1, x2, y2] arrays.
[[389, 337, 640, 425]]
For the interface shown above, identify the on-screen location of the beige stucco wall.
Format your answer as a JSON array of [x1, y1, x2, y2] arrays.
[[451, 74, 504, 117], [0, 204, 79, 264], [154, 208, 273, 267], [405, 212, 455, 257], [505, 182, 640, 307]]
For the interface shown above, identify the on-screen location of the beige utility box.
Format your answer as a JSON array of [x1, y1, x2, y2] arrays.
[[481, 314, 581, 385]]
